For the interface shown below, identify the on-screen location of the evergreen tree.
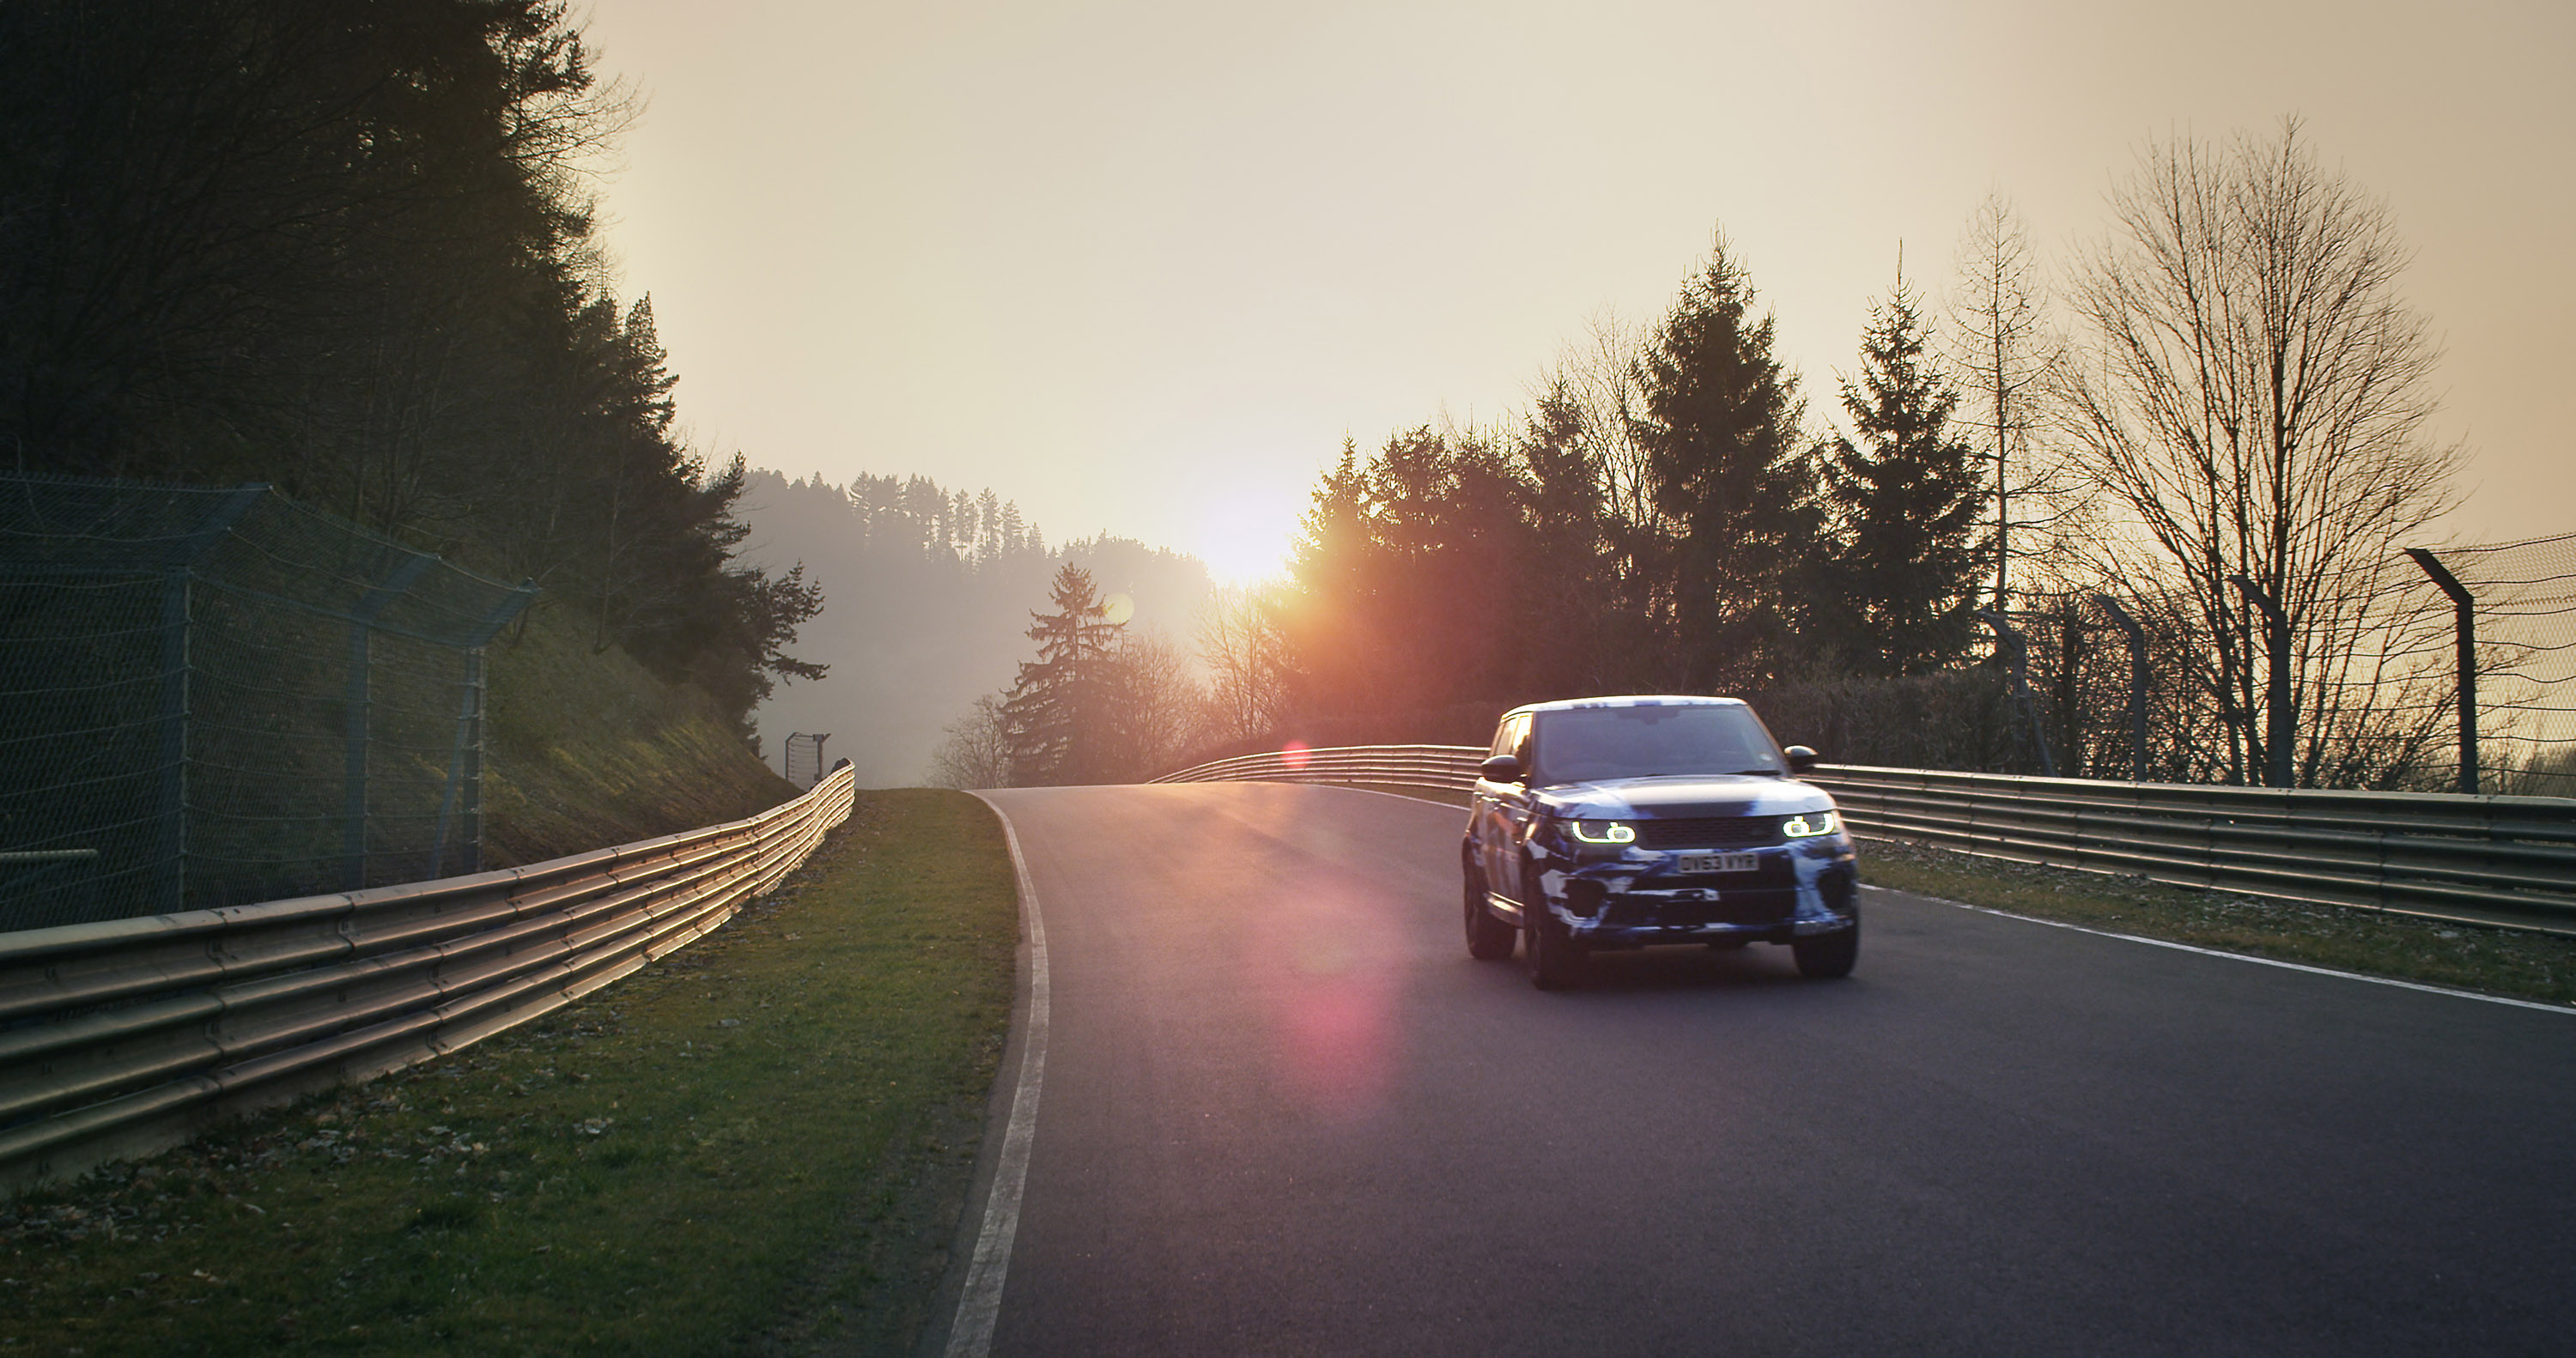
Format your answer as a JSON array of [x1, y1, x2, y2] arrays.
[[1000, 564, 1125, 785], [1513, 385, 1621, 696], [1818, 270, 1986, 676], [1633, 236, 1821, 690], [0, 0, 823, 737], [1279, 428, 1529, 737]]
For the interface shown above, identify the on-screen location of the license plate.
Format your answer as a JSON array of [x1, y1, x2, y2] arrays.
[[1674, 852, 1759, 875]]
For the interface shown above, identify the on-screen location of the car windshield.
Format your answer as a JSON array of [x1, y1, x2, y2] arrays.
[[1533, 705, 1783, 782]]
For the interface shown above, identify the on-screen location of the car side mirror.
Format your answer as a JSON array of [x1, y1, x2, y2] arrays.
[[1479, 754, 1525, 784], [1783, 745, 1819, 775]]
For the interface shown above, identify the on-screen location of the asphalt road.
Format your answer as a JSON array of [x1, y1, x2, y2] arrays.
[[961, 782, 2576, 1355]]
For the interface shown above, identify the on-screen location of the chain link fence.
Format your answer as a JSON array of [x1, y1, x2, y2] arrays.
[[1874, 532, 2572, 796], [2416, 532, 2576, 796], [0, 475, 534, 931]]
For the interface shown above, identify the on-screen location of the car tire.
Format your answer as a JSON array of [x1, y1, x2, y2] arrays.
[[1523, 888, 1585, 990], [1464, 859, 1515, 961], [1791, 924, 1859, 979]]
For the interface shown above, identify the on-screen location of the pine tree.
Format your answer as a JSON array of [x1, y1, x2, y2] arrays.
[[1633, 235, 1820, 690], [1819, 268, 1985, 676], [1514, 385, 1619, 696], [999, 564, 1125, 785]]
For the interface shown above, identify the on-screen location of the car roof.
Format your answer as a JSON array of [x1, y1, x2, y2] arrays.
[[1499, 694, 1749, 719]]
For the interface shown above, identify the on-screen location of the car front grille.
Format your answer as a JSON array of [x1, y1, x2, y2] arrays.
[[1636, 815, 1784, 849]]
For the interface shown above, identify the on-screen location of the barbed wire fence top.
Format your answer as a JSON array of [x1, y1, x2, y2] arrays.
[[2432, 530, 2576, 794], [1894, 528, 2569, 796], [0, 474, 535, 931]]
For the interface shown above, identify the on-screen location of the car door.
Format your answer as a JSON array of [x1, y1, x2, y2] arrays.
[[1482, 714, 1537, 908]]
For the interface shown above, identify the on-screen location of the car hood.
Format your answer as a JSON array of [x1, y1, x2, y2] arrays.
[[1530, 774, 1834, 819]]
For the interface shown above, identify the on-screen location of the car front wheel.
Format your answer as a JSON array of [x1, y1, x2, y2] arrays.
[[1790, 923, 1859, 979], [1464, 859, 1515, 961], [1524, 895, 1586, 990]]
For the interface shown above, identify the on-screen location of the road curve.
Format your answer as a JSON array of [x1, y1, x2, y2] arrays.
[[959, 782, 2576, 1355]]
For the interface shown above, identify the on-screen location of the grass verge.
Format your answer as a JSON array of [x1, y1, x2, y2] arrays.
[[1860, 835, 2576, 1008], [0, 788, 1018, 1356]]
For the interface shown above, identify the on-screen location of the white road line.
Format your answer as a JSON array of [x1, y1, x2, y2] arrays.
[[946, 797, 1052, 1358], [1860, 883, 2576, 1015]]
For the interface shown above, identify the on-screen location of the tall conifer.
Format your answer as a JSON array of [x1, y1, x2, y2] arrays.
[[1819, 269, 1985, 675], [1633, 236, 1820, 690], [1000, 564, 1125, 784]]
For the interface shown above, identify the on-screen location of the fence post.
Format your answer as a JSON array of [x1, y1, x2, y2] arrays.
[[2226, 575, 2294, 788], [431, 581, 538, 876], [155, 485, 267, 910], [2092, 594, 2149, 782], [2403, 548, 2479, 795], [1974, 609, 2057, 777], [343, 554, 436, 890]]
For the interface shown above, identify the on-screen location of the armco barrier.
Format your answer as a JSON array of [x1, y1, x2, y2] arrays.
[[1150, 744, 1485, 796], [1153, 746, 2576, 936], [1806, 765, 2576, 936], [0, 764, 855, 1196]]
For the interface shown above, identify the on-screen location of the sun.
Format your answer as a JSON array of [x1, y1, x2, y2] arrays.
[[1188, 485, 1301, 587]]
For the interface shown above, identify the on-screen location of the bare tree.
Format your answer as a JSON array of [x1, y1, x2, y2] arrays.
[[1944, 193, 2081, 608], [2057, 118, 2462, 786], [1548, 309, 1663, 543], [927, 694, 1013, 789], [1103, 633, 1209, 779], [1196, 584, 1291, 749]]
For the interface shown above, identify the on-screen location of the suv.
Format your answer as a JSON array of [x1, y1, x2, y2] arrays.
[[1462, 695, 1860, 990]]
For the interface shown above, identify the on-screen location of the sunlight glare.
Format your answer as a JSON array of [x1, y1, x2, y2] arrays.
[[1188, 484, 1299, 586]]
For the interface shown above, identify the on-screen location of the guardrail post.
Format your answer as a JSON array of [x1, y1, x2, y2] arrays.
[[2092, 594, 2150, 782], [2403, 548, 2479, 796], [2226, 575, 2294, 788]]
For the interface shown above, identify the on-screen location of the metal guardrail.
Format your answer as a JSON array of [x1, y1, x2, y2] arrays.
[[0, 764, 856, 1196], [1151, 745, 1485, 796], [1152, 746, 2576, 936], [1807, 765, 2576, 936]]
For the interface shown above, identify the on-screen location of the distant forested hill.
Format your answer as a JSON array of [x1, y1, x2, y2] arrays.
[[736, 469, 1212, 785]]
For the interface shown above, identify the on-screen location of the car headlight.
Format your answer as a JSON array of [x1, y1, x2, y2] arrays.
[[1782, 811, 1839, 839], [1567, 820, 1636, 845]]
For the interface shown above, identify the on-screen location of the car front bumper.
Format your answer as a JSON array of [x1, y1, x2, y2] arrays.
[[1531, 840, 1859, 949]]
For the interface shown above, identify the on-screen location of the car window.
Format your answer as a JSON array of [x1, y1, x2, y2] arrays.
[[1533, 705, 1782, 783]]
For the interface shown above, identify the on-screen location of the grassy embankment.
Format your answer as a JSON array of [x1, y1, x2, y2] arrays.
[[0, 789, 1020, 1355], [1345, 780, 2576, 1007], [477, 607, 799, 865]]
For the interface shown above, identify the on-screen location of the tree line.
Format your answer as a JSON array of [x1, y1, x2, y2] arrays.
[[957, 118, 2466, 791], [0, 0, 820, 732]]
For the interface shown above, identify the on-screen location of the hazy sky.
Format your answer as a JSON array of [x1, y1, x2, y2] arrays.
[[580, 0, 2573, 585]]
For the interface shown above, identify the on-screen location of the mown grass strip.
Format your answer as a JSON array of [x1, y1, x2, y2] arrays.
[[1859, 835, 2576, 1008], [0, 788, 1019, 1356]]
